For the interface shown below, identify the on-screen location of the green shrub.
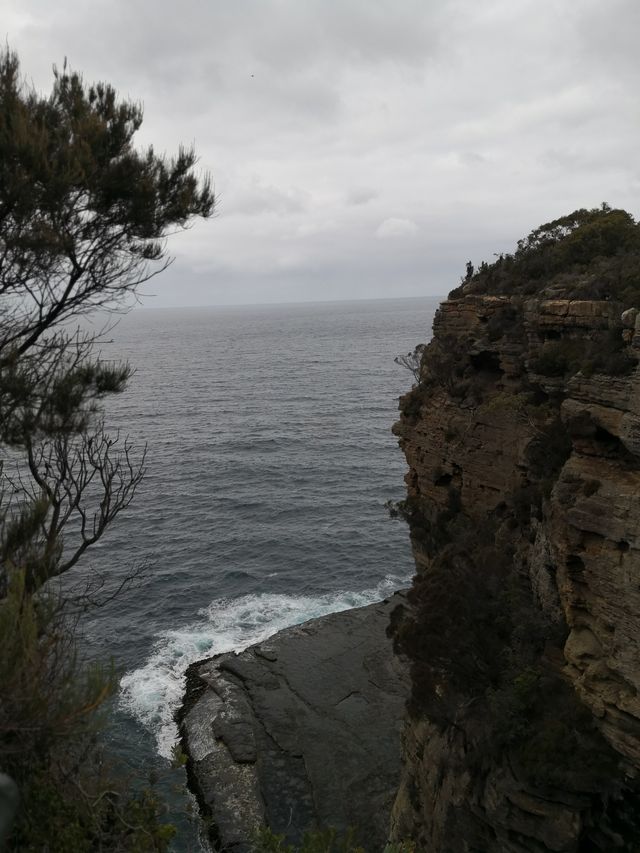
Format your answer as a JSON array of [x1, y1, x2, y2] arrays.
[[252, 828, 415, 853], [393, 532, 514, 720], [488, 671, 620, 793], [532, 329, 637, 379], [253, 827, 365, 853], [525, 416, 572, 488], [398, 387, 424, 419], [0, 573, 175, 851], [455, 205, 640, 306]]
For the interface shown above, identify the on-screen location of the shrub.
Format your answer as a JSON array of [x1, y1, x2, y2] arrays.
[[0, 574, 176, 851], [456, 205, 640, 306], [532, 329, 637, 380], [488, 671, 620, 793], [253, 827, 365, 853], [393, 533, 514, 719], [252, 828, 415, 853], [399, 387, 424, 420]]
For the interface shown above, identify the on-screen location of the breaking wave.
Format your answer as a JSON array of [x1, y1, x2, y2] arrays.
[[119, 573, 407, 759]]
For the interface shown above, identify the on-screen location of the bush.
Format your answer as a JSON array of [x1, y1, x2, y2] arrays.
[[398, 387, 424, 419], [488, 671, 620, 793], [253, 827, 364, 853], [532, 329, 637, 379], [456, 205, 640, 306], [0, 574, 176, 851], [252, 828, 415, 853], [393, 531, 514, 719], [525, 416, 572, 487], [395, 345, 426, 385]]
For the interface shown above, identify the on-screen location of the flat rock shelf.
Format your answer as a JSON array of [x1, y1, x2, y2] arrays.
[[178, 591, 410, 852]]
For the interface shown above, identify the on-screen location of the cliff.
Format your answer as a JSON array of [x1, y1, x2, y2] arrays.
[[178, 593, 409, 852], [389, 206, 640, 851]]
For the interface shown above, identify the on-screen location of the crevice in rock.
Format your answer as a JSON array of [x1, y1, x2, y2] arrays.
[[470, 350, 504, 376], [566, 555, 585, 576]]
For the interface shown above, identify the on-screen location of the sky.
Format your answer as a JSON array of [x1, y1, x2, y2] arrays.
[[2, 0, 639, 307]]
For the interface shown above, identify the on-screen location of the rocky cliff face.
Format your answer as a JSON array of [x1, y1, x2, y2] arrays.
[[389, 212, 640, 852]]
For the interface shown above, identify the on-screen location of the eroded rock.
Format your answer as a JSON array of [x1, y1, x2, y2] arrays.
[[179, 592, 410, 852], [391, 290, 640, 851]]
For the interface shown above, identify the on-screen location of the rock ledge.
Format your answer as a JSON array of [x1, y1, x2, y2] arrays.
[[178, 592, 409, 852]]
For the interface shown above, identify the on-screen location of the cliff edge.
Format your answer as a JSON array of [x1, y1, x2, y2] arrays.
[[390, 206, 640, 852]]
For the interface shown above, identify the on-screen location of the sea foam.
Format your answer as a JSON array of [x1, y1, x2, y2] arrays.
[[119, 574, 407, 759]]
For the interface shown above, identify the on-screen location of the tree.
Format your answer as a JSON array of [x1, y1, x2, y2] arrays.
[[0, 49, 214, 596], [394, 344, 426, 385], [0, 49, 214, 848]]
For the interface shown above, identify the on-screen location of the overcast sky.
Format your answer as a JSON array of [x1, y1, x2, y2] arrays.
[[3, 0, 639, 306]]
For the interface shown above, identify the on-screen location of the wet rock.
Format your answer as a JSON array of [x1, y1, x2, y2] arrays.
[[179, 592, 409, 852]]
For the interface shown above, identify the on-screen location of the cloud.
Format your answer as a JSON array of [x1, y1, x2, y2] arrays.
[[376, 218, 419, 239], [223, 177, 309, 217], [346, 187, 379, 206], [3, 0, 639, 305]]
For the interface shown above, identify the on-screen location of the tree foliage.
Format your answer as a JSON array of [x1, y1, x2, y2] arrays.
[[0, 51, 213, 352], [253, 826, 415, 853], [0, 48, 214, 848], [451, 204, 640, 304], [0, 48, 213, 596]]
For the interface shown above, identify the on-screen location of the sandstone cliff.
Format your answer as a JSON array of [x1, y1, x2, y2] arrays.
[[390, 207, 640, 852]]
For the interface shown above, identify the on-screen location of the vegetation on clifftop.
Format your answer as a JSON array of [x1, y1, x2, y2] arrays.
[[451, 204, 640, 305]]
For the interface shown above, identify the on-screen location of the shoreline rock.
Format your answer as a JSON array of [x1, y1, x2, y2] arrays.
[[177, 591, 410, 852]]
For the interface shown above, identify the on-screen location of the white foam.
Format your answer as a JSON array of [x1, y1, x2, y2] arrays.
[[119, 575, 407, 759]]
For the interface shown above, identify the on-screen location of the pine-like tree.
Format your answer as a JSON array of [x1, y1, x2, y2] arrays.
[[0, 48, 214, 848], [0, 48, 213, 595]]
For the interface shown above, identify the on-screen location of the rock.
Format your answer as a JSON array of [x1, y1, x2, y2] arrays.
[[391, 290, 640, 850], [0, 774, 19, 848], [179, 592, 410, 852]]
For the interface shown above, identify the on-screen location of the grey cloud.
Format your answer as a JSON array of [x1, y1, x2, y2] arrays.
[[224, 179, 310, 217], [346, 188, 379, 206], [5, 0, 640, 306], [572, 0, 640, 83], [457, 151, 487, 166], [376, 218, 419, 239]]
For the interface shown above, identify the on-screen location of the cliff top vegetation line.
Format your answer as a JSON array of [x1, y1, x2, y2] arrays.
[[453, 203, 640, 305]]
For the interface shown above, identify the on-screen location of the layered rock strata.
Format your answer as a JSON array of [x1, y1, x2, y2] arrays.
[[179, 592, 410, 852], [390, 293, 640, 851]]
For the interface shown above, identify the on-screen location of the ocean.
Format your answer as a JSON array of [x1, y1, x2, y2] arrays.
[[72, 296, 438, 850]]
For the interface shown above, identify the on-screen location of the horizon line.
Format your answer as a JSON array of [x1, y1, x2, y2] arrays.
[[133, 293, 448, 312]]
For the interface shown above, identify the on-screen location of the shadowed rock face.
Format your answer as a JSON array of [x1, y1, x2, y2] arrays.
[[179, 592, 410, 852], [390, 293, 640, 852], [0, 773, 19, 847]]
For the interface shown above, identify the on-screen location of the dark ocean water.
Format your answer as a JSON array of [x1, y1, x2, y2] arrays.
[[73, 296, 438, 849]]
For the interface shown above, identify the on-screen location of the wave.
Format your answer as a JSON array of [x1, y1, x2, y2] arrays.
[[118, 574, 408, 759]]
